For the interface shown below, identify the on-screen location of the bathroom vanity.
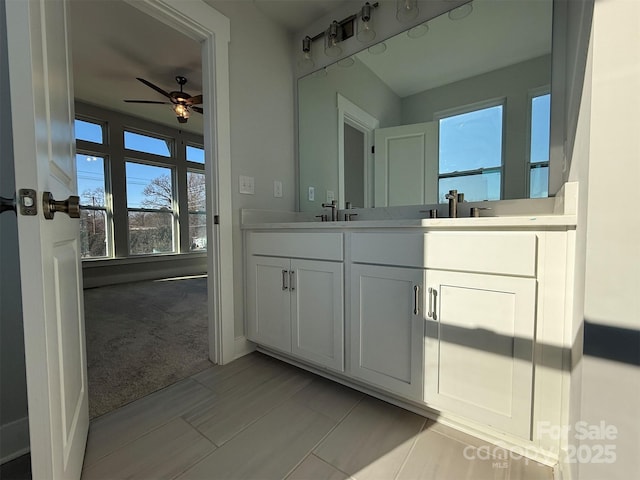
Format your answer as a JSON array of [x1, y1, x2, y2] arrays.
[[242, 187, 577, 466]]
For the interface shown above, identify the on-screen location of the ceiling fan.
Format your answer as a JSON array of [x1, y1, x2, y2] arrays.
[[124, 76, 203, 124]]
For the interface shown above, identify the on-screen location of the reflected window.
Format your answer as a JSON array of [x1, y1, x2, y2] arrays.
[[438, 104, 503, 202], [529, 93, 550, 198]]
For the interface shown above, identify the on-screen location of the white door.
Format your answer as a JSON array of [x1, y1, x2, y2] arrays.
[[291, 259, 344, 372], [5, 0, 89, 478], [246, 255, 292, 353], [374, 122, 438, 207], [350, 264, 424, 400], [424, 270, 536, 438]]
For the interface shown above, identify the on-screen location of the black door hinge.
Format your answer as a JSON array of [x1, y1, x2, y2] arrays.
[[214, 215, 220, 225]]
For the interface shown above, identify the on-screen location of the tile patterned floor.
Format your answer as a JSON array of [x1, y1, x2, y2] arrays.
[[82, 352, 554, 480]]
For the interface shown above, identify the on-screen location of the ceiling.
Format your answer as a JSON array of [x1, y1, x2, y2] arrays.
[[355, 0, 553, 97], [69, 0, 344, 134]]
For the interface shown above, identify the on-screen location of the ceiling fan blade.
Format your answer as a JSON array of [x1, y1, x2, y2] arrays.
[[136, 77, 172, 99], [192, 106, 204, 114], [187, 94, 203, 105], [124, 100, 171, 104]]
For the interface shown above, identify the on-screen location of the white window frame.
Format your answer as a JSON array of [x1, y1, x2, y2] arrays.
[[434, 97, 506, 202], [526, 87, 551, 198]]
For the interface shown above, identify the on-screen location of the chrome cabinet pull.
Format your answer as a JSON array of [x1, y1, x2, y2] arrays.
[[282, 270, 289, 290], [429, 288, 438, 320], [413, 285, 419, 315], [290, 270, 295, 291], [427, 287, 434, 318]]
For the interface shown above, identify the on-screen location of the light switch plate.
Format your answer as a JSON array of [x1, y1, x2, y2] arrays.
[[239, 175, 255, 195], [308, 186, 315, 201], [273, 180, 283, 198]]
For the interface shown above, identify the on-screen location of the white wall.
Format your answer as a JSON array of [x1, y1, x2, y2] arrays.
[[566, 0, 639, 478], [579, 1, 639, 478], [0, 0, 30, 463], [206, 1, 296, 338], [298, 59, 401, 211]]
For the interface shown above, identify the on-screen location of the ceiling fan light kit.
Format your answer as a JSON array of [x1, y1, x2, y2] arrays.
[[123, 75, 203, 124]]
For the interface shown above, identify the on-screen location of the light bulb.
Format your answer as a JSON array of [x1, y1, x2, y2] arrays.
[[174, 104, 190, 123], [297, 36, 315, 69], [325, 21, 342, 57], [396, 0, 419, 24], [357, 19, 376, 42], [357, 3, 376, 43]]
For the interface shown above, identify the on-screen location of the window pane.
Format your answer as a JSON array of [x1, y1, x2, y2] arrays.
[[187, 171, 206, 212], [75, 119, 103, 144], [124, 130, 171, 157], [126, 162, 173, 209], [79, 210, 107, 258], [530, 165, 549, 198], [76, 154, 106, 207], [439, 105, 503, 174], [187, 145, 205, 164], [189, 213, 207, 251], [439, 171, 501, 203], [531, 94, 551, 164], [128, 211, 174, 255]]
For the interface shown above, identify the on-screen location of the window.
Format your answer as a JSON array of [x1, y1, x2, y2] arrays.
[[529, 93, 550, 198], [187, 145, 205, 164], [126, 162, 175, 255], [187, 171, 207, 251], [75, 105, 206, 260], [124, 130, 172, 157], [76, 154, 109, 258], [438, 103, 503, 202], [75, 119, 104, 144]]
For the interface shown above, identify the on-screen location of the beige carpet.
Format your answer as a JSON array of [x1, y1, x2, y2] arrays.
[[83, 276, 212, 419]]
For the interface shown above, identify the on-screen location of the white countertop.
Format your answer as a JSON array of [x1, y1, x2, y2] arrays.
[[241, 214, 577, 230]]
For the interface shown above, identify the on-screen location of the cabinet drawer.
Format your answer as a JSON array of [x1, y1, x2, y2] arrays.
[[351, 233, 426, 267], [247, 232, 343, 261], [425, 232, 537, 277]]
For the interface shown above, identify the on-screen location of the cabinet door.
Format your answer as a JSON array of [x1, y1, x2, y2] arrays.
[[291, 260, 344, 371], [246, 256, 291, 353], [424, 270, 536, 438], [350, 264, 424, 399]]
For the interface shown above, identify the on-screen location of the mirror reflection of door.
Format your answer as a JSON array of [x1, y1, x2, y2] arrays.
[[344, 123, 365, 208], [374, 122, 438, 207]]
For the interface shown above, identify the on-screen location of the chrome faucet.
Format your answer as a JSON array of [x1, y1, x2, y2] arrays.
[[321, 200, 337, 221], [444, 189, 460, 218]]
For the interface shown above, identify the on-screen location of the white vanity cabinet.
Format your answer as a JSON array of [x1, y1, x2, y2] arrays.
[[423, 232, 538, 438], [349, 232, 429, 400], [246, 232, 344, 371], [350, 264, 424, 400]]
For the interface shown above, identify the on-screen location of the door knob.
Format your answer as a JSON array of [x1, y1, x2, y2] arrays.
[[42, 192, 80, 220]]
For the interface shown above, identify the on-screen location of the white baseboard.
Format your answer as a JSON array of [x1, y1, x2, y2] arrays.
[[0, 416, 30, 464], [234, 336, 256, 359]]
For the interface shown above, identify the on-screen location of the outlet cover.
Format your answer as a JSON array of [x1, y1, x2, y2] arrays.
[[326, 190, 335, 203], [273, 180, 283, 198], [239, 175, 255, 195], [308, 186, 315, 201]]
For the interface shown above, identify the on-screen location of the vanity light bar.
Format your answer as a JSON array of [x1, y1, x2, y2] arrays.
[[305, 2, 379, 44]]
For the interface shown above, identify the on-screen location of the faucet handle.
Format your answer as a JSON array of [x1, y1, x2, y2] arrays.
[[344, 213, 358, 221], [469, 207, 492, 217], [315, 214, 328, 222]]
